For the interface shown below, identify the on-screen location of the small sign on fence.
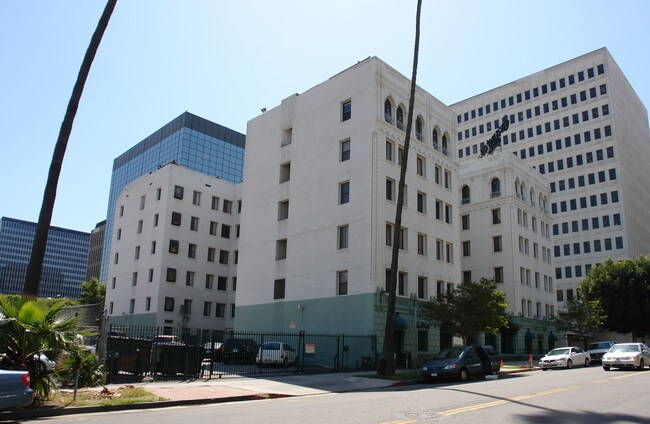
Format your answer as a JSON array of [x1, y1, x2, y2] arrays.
[[289, 321, 296, 329], [305, 343, 316, 355]]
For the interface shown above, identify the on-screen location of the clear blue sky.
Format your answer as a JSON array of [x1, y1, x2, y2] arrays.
[[1, 0, 649, 233]]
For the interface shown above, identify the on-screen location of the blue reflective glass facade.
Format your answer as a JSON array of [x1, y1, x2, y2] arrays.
[[0, 217, 90, 298], [99, 112, 245, 282]]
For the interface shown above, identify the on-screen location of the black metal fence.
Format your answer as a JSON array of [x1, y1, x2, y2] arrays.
[[103, 325, 377, 382]]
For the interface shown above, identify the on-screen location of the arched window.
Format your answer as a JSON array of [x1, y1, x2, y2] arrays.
[[396, 106, 404, 130], [520, 183, 526, 201], [539, 194, 543, 211], [491, 178, 501, 198], [515, 179, 520, 198], [384, 99, 392, 124], [530, 189, 535, 206], [432, 129, 439, 150], [461, 185, 471, 205], [415, 116, 424, 141], [442, 134, 448, 155]]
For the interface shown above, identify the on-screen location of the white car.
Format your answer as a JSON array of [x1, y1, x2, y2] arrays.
[[602, 343, 650, 371], [256, 342, 297, 367], [33, 354, 56, 374], [540, 347, 590, 370]]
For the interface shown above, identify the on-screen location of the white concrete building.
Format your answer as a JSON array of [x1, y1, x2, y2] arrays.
[[452, 48, 650, 307], [237, 57, 460, 357], [105, 162, 241, 334], [459, 152, 557, 354]]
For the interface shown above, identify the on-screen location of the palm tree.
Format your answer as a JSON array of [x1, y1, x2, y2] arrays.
[[379, 0, 422, 376], [0, 296, 88, 400], [24, 0, 118, 298]]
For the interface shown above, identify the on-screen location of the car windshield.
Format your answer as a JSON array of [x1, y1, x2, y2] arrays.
[[547, 348, 570, 356], [588, 342, 612, 350], [610, 344, 640, 353], [261, 343, 280, 350], [433, 347, 464, 359]]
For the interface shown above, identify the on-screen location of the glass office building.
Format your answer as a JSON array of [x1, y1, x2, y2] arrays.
[[0, 217, 90, 298], [99, 112, 246, 282]]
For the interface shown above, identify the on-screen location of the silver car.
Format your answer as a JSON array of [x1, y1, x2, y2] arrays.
[[0, 370, 33, 410], [540, 347, 590, 370], [602, 343, 650, 371]]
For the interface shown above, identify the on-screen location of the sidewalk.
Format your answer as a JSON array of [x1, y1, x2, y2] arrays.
[[1, 362, 539, 421]]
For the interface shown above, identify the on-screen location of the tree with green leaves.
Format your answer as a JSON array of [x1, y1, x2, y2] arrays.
[[79, 277, 106, 305], [580, 256, 650, 339], [552, 297, 606, 341], [0, 296, 89, 400], [419, 278, 509, 345]]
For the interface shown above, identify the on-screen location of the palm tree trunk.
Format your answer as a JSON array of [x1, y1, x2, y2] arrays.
[[379, 0, 422, 376], [23, 0, 118, 299]]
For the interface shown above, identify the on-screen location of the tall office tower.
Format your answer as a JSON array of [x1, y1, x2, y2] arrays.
[[0, 216, 90, 298], [104, 163, 240, 332], [459, 153, 557, 354], [99, 112, 245, 283], [237, 57, 460, 357], [452, 48, 650, 306], [85, 220, 105, 281]]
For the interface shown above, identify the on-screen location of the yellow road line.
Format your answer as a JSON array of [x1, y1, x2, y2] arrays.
[[610, 373, 645, 380], [438, 387, 570, 416], [380, 420, 416, 424]]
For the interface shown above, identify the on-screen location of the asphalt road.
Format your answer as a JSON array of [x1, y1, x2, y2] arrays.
[[28, 366, 650, 424]]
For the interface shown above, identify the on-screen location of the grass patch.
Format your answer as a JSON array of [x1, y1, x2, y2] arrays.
[[48, 386, 166, 407]]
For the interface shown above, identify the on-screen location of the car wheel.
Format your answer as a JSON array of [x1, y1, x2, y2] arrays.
[[566, 359, 573, 369], [637, 359, 644, 371], [542, 368, 548, 371], [584, 358, 590, 367], [603, 365, 610, 371], [458, 367, 469, 382]]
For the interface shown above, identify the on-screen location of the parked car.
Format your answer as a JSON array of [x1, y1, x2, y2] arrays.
[[152, 335, 183, 345], [256, 342, 298, 367], [421, 345, 501, 382], [0, 370, 33, 410], [223, 338, 259, 364], [540, 347, 590, 370], [586, 341, 617, 363], [33, 353, 56, 374], [602, 342, 650, 371], [202, 342, 224, 362]]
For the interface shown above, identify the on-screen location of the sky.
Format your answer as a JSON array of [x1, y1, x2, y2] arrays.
[[1, 0, 649, 233]]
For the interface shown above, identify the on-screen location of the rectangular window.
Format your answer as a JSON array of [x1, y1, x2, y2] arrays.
[[186, 271, 195, 287], [278, 200, 289, 221], [386, 222, 393, 246], [492, 208, 501, 224], [418, 276, 427, 299], [171, 211, 182, 226], [137, 220, 143, 234], [279, 162, 291, 183], [386, 140, 394, 162], [338, 225, 349, 249], [203, 302, 212, 317], [416, 155, 426, 177], [417, 233, 427, 256], [276, 239, 287, 260], [219, 249, 229, 264], [340, 139, 351, 162], [217, 276, 227, 291], [190, 216, 199, 231], [417, 191, 426, 214], [494, 267, 504, 284], [192, 190, 201, 206], [211, 196, 219, 211], [445, 242, 453, 263], [274, 279, 286, 299], [337, 270, 348, 295], [205, 274, 214, 290], [493, 236, 502, 252], [210, 221, 218, 235], [398, 272, 407, 296], [341, 100, 351, 121], [461, 214, 470, 230], [462, 241, 471, 257], [436, 239, 443, 261], [164, 297, 175, 312], [386, 178, 395, 201], [221, 224, 231, 239], [148, 268, 154, 283], [166, 268, 177, 283], [188, 243, 196, 259], [207, 247, 216, 262], [215, 303, 226, 318], [169, 239, 179, 254], [339, 181, 350, 204], [174, 185, 184, 199]]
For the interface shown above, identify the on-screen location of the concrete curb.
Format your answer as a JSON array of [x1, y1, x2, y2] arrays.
[[0, 392, 292, 421]]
